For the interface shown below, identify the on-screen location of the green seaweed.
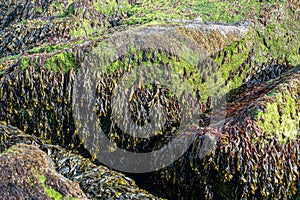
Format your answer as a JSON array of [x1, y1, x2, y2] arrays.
[[20, 56, 31, 70], [0, 145, 19, 155], [214, 35, 252, 93], [40, 175, 63, 200], [71, 18, 101, 38], [191, 0, 287, 23], [63, 2, 75, 17], [48, 1, 67, 17], [123, 0, 193, 25], [256, 87, 299, 144], [212, 5, 299, 94], [0, 54, 21, 64], [93, 0, 132, 17], [44, 52, 76, 73]]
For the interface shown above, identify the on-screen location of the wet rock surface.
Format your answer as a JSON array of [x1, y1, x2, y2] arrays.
[[0, 121, 161, 199], [42, 144, 161, 199], [147, 65, 300, 199], [0, 143, 87, 199], [0, 0, 299, 200]]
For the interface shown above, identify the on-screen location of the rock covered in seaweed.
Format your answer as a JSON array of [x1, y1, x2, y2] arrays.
[[0, 143, 87, 199], [0, 0, 299, 200], [41, 144, 162, 199], [0, 121, 162, 199], [0, 20, 249, 156], [0, 0, 137, 58], [147, 65, 300, 200]]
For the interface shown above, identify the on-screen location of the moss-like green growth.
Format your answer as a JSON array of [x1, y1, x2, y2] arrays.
[[40, 175, 81, 200], [44, 52, 76, 73], [97, 45, 213, 100], [0, 145, 19, 155], [120, 0, 287, 26], [191, 0, 286, 23], [48, 1, 68, 17], [93, 0, 132, 17], [0, 54, 20, 64], [19, 51, 76, 73], [63, 2, 75, 17], [20, 56, 31, 70], [256, 21, 300, 66], [214, 34, 253, 94], [27, 45, 60, 55], [41, 176, 81, 200], [40, 175, 63, 200], [212, 2, 299, 94], [27, 38, 87, 55], [123, 0, 193, 25], [256, 88, 299, 144]]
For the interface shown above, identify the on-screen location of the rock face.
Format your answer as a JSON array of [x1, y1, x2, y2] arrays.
[[42, 144, 162, 199], [0, 0, 299, 200], [0, 143, 87, 199], [0, 121, 161, 199], [0, 4, 250, 157], [147, 65, 300, 199]]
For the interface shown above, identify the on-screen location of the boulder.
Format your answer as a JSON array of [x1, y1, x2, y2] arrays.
[[0, 121, 162, 199], [0, 0, 299, 199], [0, 143, 87, 199]]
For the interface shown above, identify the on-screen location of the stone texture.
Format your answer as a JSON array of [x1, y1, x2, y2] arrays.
[[0, 143, 87, 199]]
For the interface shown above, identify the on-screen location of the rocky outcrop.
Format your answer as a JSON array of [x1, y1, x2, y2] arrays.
[[148, 65, 300, 199], [42, 144, 162, 199], [0, 0, 299, 200], [0, 19, 249, 156], [0, 121, 161, 199], [0, 143, 87, 199]]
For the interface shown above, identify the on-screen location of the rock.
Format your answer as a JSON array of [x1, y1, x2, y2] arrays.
[[0, 20, 249, 156], [149, 65, 300, 199], [41, 144, 161, 199], [0, 121, 162, 199], [0, 0, 299, 200], [0, 143, 87, 199]]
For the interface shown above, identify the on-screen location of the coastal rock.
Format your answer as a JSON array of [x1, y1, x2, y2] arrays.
[[0, 0, 299, 199], [0, 121, 162, 199], [0, 143, 87, 199]]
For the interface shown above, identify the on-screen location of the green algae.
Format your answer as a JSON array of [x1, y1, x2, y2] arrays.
[[71, 19, 98, 38], [96, 45, 211, 100], [257, 88, 299, 144], [20, 56, 31, 70], [0, 145, 19, 155], [260, 21, 299, 66], [191, 0, 287, 23], [212, 5, 299, 94], [40, 175, 64, 200], [251, 22, 299, 67], [39, 175, 81, 200], [48, 1, 69, 17], [62, 2, 75, 18], [214, 34, 252, 93], [44, 52, 76, 73], [93, 0, 132, 17], [0, 54, 21, 64], [27, 44, 60, 55], [123, 0, 193, 25], [20, 51, 76, 73], [120, 0, 287, 26]]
